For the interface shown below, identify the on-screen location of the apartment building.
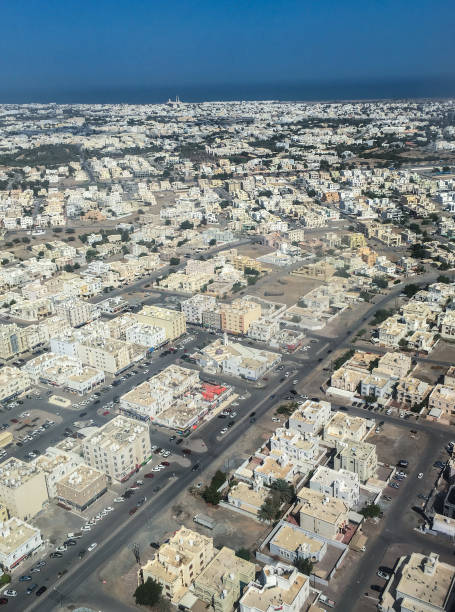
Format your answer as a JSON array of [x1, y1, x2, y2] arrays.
[[396, 375, 431, 407], [0, 458, 48, 521], [55, 465, 108, 511], [0, 324, 30, 361], [296, 488, 349, 540], [377, 316, 407, 346], [288, 400, 332, 435], [360, 373, 394, 401], [193, 546, 256, 612], [0, 366, 31, 402], [379, 552, 455, 612], [140, 526, 215, 603], [269, 428, 320, 471], [120, 365, 199, 419], [253, 454, 297, 487], [219, 299, 261, 335], [309, 465, 360, 508], [32, 448, 83, 498], [124, 323, 166, 350], [240, 563, 309, 612], [428, 384, 455, 421], [330, 366, 364, 393], [82, 415, 151, 481], [55, 297, 96, 327], [247, 317, 280, 342], [440, 311, 455, 340], [134, 305, 186, 341], [334, 440, 378, 483], [76, 336, 144, 375], [269, 525, 326, 564], [198, 337, 280, 380], [374, 352, 412, 379], [323, 412, 369, 446], [0, 517, 42, 571]]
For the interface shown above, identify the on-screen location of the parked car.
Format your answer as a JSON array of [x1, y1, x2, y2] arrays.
[[377, 570, 390, 580], [36, 586, 47, 596]]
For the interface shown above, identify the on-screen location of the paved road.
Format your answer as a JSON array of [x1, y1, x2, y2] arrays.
[[89, 238, 251, 304], [5, 267, 455, 610]]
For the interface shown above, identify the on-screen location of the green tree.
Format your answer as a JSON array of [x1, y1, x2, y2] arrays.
[[180, 220, 194, 230], [373, 276, 388, 289], [236, 548, 251, 561], [270, 479, 295, 504], [258, 494, 281, 522], [209, 238, 216, 246], [295, 557, 313, 576], [169, 257, 180, 266], [164, 219, 171, 226], [360, 503, 381, 519], [134, 578, 163, 607], [403, 283, 419, 298], [437, 275, 451, 284]]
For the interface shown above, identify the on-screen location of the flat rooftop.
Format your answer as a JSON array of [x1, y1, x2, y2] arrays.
[[0, 518, 39, 556]]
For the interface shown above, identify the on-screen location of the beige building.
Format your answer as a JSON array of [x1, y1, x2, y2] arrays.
[[379, 552, 455, 612], [240, 564, 309, 612], [374, 352, 412, 379], [396, 375, 431, 407], [135, 305, 186, 341], [228, 481, 270, 517], [82, 415, 151, 481], [77, 337, 143, 375], [269, 524, 326, 564], [55, 465, 108, 511], [219, 299, 261, 335], [0, 366, 31, 402], [334, 440, 378, 483], [32, 447, 83, 498], [193, 546, 256, 612], [296, 487, 349, 540], [140, 526, 215, 603], [0, 458, 48, 521], [323, 412, 369, 446], [0, 324, 30, 361], [429, 384, 455, 421]]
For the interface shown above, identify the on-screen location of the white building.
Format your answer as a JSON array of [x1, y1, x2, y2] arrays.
[[240, 563, 309, 612], [0, 517, 42, 571], [288, 400, 332, 435], [309, 465, 360, 507], [180, 294, 218, 325]]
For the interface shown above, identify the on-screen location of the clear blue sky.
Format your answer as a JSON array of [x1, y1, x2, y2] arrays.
[[1, 0, 454, 100]]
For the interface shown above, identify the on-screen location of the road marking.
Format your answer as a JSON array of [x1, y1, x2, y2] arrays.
[[316, 342, 329, 355]]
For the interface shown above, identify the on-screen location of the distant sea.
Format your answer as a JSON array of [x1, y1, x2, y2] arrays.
[[3, 76, 455, 104]]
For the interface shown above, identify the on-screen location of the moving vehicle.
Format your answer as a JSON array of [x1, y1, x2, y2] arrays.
[[87, 543, 97, 552], [36, 586, 47, 596]]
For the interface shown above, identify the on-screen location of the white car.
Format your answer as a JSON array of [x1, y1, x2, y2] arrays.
[[113, 497, 125, 503], [152, 466, 161, 472], [88, 543, 97, 552], [4, 589, 17, 597], [82, 525, 91, 531], [105, 506, 114, 512], [417, 473, 423, 479], [220, 428, 228, 434], [56, 545, 67, 552]]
